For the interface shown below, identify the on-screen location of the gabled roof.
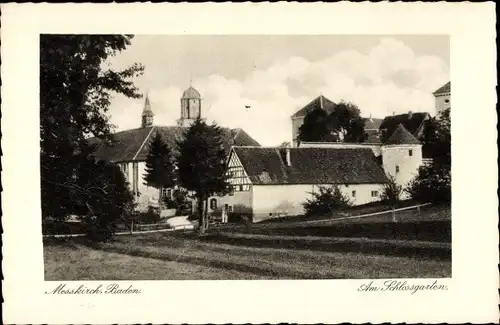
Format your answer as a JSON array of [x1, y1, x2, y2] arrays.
[[232, 147, 388, 185], [433, 81, 451, 95], [291, 95, 337, 119], [89, 126, 260, 163], [379, 112, 429, 138], [385, 124, 420, 145]]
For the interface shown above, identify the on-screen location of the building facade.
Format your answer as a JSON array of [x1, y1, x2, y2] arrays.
[[433, 81, 451, 118], [89, 85, 260, 212], [214, 146, 389, 222]]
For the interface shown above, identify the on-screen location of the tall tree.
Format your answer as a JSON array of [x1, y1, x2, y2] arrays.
[[297, 108, 335, 143], [297, 101, 366, 143], [331, 101, 367, 143], [143, 133, 176, 199], [40, 35, 144, 238], [406, 107, 451, 204], [421, 107, 451, 168], [177, 118, 230, 234]]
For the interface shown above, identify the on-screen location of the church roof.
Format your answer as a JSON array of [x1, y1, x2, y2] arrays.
[[433, 81, 451, 95], [88, 125, 260, 163], [182, 86, 201, 99], [232, 146, 388, 185], [385, 124, 420, 145], [291, 95, 337, 119]]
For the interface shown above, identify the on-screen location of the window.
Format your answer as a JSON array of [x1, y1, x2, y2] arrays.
[[210, 198, 217, 210], [371, 190, 379, 197], [396, 165, 400, 173], [239, 185, 243, 192], [229, 187, 234, 196], [444, 99, 450, 104], [352, 190, 356, 197], [228, 206, 233, 213], [409, 150, 413, 157]]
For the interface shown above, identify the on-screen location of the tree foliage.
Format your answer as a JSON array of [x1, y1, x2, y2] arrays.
[[421, 108, 451, 168], [176, 118, 230, 232], [298, 101, 366, 143], [40, 35, 144, 240], [143, 133, 175, 191], [303, 185, 352, 216], [406, 108, 451, 203], [380, 175, 403, 207]]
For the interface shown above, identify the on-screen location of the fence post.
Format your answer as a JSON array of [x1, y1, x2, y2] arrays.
[[392, 207, 397, 223], [417, 204, 421, 215], [130, 219, 134, 235]]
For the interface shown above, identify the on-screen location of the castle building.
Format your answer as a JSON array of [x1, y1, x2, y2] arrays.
[[433, 81, 451, 118], [89, 85, 260, 212]]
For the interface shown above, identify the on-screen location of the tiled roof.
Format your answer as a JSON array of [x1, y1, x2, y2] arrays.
[[433, 81, 451, 95], [385, 124, 420, 145], [291, 95, 337, 118], [379, 112, 429, 138], [232, 146, 388, 185], [182, 86, 201, 99], [89, 126, 260, 163]]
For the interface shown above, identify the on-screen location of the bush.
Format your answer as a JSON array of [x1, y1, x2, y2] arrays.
[[380, 175, 402, 207], [406, 164, 451, 204], [133, 206, 161, 224], [163, 188, 192, 215], [303, 185, 352, 217]]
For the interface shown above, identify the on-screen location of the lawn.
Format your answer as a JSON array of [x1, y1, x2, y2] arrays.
[[44, 232, 451, 280]]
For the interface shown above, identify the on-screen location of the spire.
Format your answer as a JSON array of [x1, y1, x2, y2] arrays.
[[319, 94, 324, 109], [143, 92, 152, 112], [141, 92, 154, 127]]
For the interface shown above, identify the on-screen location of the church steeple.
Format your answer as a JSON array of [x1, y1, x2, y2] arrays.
[[141, 93, 154, 128], [178, 84, 202, 127]]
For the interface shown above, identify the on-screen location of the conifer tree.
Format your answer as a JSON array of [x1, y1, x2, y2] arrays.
[[177, 118, 230, 233], [143, 133, 176, 199]]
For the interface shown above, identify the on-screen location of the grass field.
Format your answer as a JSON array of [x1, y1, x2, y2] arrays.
[[44, 232, 451, 280]]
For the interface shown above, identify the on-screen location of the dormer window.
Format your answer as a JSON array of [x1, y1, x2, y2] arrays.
[[409, 149, 413, 157]]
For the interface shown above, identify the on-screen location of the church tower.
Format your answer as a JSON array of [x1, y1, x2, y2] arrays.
[[141, 93, 154, 127], [178, 84, 201, 127]]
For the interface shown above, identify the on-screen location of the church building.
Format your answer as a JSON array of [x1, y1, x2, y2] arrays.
[[88, 85, 260, 212]]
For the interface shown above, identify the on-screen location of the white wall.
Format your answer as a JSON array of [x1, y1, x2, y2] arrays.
[[435, 93, 451, 117], [291, 117, 304, 147], [251, 183, 384, 222], [210, 190, 253, 214], [299, 142, 382, 156], [381, 145, 423, 193]]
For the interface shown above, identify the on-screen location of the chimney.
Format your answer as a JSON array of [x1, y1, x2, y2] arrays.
[[285, 148, 292, 167], [408, 111, 413, 119], [392, 111, 395, 116]]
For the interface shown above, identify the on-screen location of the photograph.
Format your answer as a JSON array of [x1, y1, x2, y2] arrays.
[[41, 34, 452, 281]]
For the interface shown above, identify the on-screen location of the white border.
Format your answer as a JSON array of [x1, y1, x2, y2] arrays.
[[1, 3, 498, 324]]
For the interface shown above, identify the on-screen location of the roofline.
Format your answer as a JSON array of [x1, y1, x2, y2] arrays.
[[226, 148, 254, 185], [251, 181, 387, 186], [132, 126, 156, 160]]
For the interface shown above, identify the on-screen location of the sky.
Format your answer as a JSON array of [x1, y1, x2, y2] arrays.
[[106, 35, 450, 146]]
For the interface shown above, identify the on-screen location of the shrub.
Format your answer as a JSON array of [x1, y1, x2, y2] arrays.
[[380, 175, 402, 207], [163, 188, 192, 215], [303, 185, 352, 217], [406, 164, 451, 204]]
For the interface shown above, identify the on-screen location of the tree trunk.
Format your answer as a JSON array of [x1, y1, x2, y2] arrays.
[[197, 194, 205, 235], [204, 197, 209, 231]]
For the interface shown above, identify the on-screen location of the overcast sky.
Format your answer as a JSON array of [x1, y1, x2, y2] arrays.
[[106, 35, 450, 146]]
